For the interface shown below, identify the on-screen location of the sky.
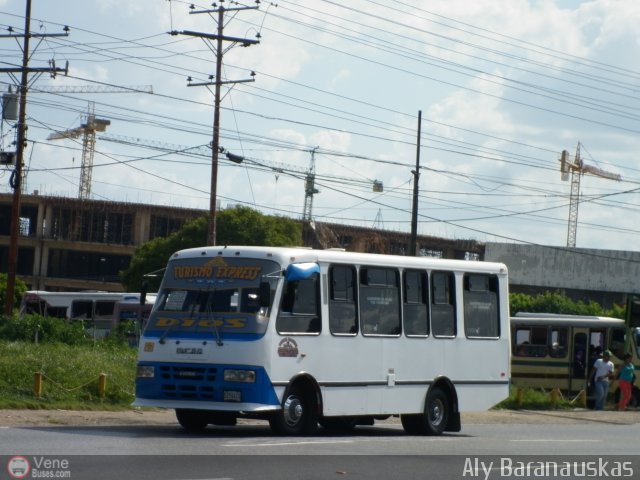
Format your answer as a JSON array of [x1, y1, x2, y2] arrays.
[[2, 0, 640, 252]]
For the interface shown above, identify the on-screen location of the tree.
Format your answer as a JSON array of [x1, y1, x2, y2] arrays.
[[0, 273, 27, 314], [509, 291, 623, 319], [120, 206, 302, 291]]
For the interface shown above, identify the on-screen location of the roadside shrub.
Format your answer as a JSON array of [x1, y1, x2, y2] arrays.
[[0, 314, 90, 345], [496, 387, 573, 410]]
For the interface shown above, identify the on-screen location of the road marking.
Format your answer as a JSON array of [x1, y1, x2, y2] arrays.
[[511, 439, 599, 442], [223, 440, 354, 447]]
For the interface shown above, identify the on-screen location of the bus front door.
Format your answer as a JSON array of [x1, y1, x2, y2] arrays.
[[570, 332, 588, 394]]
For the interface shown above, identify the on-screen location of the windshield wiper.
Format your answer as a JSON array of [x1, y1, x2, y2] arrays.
[[158, 321, 175, 344], [204, 296, 224, 347]]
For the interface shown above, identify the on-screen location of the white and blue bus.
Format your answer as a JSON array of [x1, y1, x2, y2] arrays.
[[134, 246, 510, 435], [20, 290, 156, 338]]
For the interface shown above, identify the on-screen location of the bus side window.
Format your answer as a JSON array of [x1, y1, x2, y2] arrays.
[[514, 326, 547, 357], [588, 330, 606, 367], [360, 267, 400, 336], [431, 271, 456, 337], [403, 269, 429, 336], [609, 328, 626, 360], [276, 275, 321, 334], [94, 300, 116, 320], [549, 327, 568, 358], [463, 274, 499, 338], [329, 265, 358, 335], [71, 300, 93, 320]]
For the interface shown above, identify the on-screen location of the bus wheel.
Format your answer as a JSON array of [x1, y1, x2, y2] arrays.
[[269, 386, 318, 435], [175, 409, 208, 432], [400, 414, 425, 435], [424, 387, 449, 435]]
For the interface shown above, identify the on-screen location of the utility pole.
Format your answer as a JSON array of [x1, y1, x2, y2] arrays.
[[171, 1, 259, 246], [303, 147, 319, 221], [409, 111, 422, 256], [2, 0, 69, 314]]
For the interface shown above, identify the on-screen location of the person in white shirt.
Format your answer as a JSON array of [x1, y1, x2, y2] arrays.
[[589, 350, 614, 410]]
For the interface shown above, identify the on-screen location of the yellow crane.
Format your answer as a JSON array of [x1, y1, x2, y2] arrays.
[[43, 84, 152, 199], [560, 143, 621, 248]]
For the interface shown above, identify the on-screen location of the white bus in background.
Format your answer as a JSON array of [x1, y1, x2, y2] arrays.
[[20, 290, 156, 338], [134, 246, 510, 435]]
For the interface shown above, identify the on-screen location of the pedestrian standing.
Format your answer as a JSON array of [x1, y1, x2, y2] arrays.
[[616, 353, 636, 411], [589, 349, 614, 410]]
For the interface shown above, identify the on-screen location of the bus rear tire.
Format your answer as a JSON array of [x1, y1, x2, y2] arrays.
[[400, 414, 424, 435], [176, 409, 208, 432], [269, 386, 318, 435], [424, 387, 449, 435], [401, 387, 450, 435]]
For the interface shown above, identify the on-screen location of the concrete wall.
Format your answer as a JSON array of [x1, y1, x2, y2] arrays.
[[485, 242, 640, 295]]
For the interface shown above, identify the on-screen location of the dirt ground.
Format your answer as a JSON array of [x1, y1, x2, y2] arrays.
[[0, 408, 638, 428]]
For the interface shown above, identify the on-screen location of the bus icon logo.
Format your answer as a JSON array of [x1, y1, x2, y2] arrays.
[[7, 456, 30, 479]]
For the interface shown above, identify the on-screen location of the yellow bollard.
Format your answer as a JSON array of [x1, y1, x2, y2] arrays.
[[516, 387, 524, 407], [33, 372, 43, 398], [579, 390, 587, 408], [550, 387, 560, 408], [98, 373, 107, 398]]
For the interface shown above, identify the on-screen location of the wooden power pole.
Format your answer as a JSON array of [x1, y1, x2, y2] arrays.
[[171, 2, 259, 246], [1, 0, 68, 314]]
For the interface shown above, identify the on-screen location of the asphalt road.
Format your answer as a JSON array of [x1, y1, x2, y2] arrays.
[[1, 409, 639, 480]]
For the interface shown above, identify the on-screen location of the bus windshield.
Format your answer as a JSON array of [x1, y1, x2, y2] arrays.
[[143, 257, 280, 337]]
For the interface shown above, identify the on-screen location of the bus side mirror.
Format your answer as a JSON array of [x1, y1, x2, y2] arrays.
[[259, 281, 271, 307]]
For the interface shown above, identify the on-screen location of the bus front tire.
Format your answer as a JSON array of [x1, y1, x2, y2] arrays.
[[269, 386, 318, 435], [176, 409, 208, 432]]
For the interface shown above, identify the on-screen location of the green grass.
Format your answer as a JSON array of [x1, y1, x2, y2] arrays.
[[0, 340, 137, 409], [495, 386, 577, 410], [0, 339, 579, 412], [0, 314, 581, 412]]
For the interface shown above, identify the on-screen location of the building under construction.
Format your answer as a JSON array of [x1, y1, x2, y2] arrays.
[[2, 192, 640, 308], [0, 193, 203, 291], [0, 192, 484, 292]]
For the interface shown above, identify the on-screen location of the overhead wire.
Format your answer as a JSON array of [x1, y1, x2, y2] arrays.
[[3, 4, 640, 246]]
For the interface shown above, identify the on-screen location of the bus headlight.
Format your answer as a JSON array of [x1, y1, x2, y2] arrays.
[[224, 369, 256, 383], [137, 365, 155, 378]]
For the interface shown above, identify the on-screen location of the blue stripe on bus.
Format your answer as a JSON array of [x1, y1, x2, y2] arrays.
[[135, 362, 279, 406], [142, 331, 265, 342]]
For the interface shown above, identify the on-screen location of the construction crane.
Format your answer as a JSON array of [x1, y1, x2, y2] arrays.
[[42, 85, 152, 199], [560, 143, 621, 248], [97, 134, 380, 206], [47, 102, 110, 200]]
